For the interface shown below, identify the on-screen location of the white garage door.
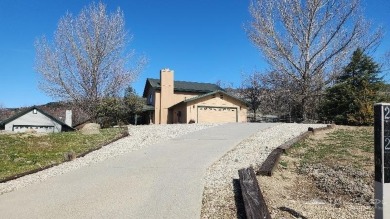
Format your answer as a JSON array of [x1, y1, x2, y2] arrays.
[[197, 106, 237, 123], [13, 125, 55, 133]]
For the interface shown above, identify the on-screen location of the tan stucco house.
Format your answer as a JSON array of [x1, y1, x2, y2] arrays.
[[142, 69, 248, 124]]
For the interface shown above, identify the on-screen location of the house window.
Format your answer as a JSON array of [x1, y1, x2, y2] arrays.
[[33, 109, 37, 114], [220, 94, 224, 99], [149, 94, 153, 104]]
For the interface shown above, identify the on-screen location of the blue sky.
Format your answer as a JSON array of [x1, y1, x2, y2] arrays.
[[0, 0, 389, 108]]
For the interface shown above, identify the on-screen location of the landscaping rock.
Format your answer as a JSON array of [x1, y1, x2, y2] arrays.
[[13, 158, 26, 163], [80, 123, 101, 135]]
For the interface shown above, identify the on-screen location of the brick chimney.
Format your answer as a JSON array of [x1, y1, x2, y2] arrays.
[[160, 68, 174, 124]]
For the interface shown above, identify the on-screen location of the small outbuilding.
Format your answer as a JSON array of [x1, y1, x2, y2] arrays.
[[0, 106, 74, 133]]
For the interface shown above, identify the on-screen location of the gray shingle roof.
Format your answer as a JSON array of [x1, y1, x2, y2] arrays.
[[144, 78, 223, 96]]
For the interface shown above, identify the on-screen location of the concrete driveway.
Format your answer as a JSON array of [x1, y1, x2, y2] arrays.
[[0, 123, 275, 218]]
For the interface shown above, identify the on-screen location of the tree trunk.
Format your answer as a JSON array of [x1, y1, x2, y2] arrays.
[[301, 97, 308, 122]]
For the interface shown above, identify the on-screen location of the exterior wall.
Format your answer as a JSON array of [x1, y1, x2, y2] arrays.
[[186, 104, 196, 123], [168, 92, 199, 123], [239, 107, 248, 123], [171, 103, 188, 123], [172, 92, 198, 105], [185, 94, 247, 123], [154, 91, 161, 124], [4, 110, 62, 133]]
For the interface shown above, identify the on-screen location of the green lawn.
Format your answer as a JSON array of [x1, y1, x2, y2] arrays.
[[0, 128, 125, 180]]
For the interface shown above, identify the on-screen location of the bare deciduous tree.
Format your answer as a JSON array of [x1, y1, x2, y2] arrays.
[[384, 51, 390, 72], [35, 2, 146, 119], [260, 71, 293, 116], [215, 80, 235, 95], [247, 0, 381, 120], [239, 72, 265, 121]]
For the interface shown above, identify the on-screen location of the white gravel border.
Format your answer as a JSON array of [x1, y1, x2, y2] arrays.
[[0, 124, 217, 195]]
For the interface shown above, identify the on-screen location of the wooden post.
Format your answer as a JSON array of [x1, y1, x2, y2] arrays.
[[257, 148, 283, 176], [238, 167, 271, 219], [374, 103, 390, 219]]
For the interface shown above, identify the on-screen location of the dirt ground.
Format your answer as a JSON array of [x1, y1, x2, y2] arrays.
[[258, 126, 374, 219]]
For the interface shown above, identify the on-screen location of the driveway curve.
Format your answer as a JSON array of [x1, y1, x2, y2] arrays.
[[0, 123, 276, 218]]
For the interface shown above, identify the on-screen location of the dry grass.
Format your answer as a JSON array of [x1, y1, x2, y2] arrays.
[[258, 126, 374, 219]]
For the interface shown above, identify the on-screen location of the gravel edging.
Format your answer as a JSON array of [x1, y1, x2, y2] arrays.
[[200, 123, 327, 219], [0, 124, 217, 195]]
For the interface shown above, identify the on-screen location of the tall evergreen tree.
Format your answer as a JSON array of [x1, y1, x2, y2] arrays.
[[319, 48, 383, 125], [338, 48, 382, 86]]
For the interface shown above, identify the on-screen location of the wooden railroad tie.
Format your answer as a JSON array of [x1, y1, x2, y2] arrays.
[[256, 148, 283, 176], [238, 166, 271, 219]]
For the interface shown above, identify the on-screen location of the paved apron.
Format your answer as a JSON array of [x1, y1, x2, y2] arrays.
[[0, 123, 275, 218]]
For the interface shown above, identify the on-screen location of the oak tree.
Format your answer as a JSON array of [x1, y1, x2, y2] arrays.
[[35, 2, 146, 120], [247, 0, 381, 121], [239, 72, 265, 121]]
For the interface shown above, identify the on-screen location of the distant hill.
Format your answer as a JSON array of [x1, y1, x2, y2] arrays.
[[0, 102, 89, 127]]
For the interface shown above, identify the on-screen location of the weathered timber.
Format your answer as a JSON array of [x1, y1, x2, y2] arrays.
[[257, 148, 283, 176], [278, 207, 308, 219], [316, 124, 335, 132], [238, 167, 271, 219], [0, 163, 58, 183], [309, 124, 335, 134], [277, 131, 312, 151], [258, 125, 335, 177]]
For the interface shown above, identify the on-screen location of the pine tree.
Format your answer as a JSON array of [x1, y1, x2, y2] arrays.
[[319, 48, 383, 125]]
